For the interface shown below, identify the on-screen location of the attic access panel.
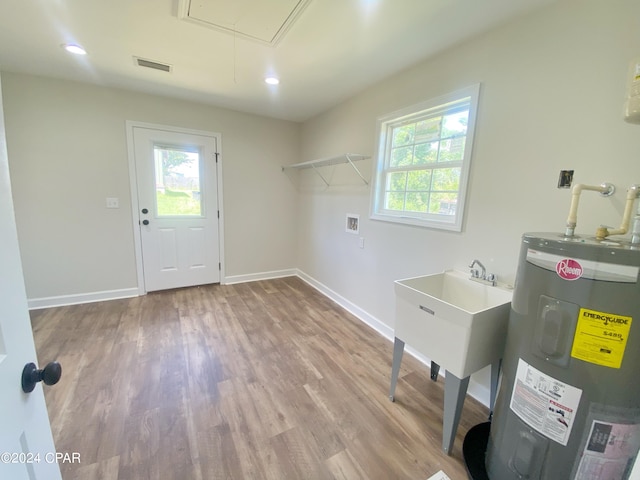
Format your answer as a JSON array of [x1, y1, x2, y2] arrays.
[[178, 0, 312, 46]]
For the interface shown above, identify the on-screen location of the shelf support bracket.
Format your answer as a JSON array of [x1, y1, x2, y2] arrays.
[[311, 164, 330, 186], [345, 154, 369, 185]]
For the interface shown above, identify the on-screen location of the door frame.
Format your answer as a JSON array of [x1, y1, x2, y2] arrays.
[[125, 121, 225, 294]]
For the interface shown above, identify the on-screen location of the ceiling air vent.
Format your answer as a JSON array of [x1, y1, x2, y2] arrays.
[[134, 57, 172, 73]]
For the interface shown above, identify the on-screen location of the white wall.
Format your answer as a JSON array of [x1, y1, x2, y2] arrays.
[[297, 0, 640, 401], [1, 73, 300, 303]]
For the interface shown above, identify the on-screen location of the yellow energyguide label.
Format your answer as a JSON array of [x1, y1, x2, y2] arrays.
[[571, 308, 632, 369]]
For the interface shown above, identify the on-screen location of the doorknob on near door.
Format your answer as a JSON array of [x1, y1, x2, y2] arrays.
[[22, 361, 62, 393]]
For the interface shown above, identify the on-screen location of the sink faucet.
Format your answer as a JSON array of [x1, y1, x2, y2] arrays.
[[469, 259, 486, 279], [469, 259, 497, 286]]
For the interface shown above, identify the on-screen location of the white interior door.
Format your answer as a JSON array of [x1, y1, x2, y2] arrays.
[[0, 76, 61, 480], [131, 125, 221, 292]]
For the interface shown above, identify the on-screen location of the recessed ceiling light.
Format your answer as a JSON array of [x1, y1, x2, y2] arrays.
[[62, 44, 87, 55], [265, 76, 280, 85]]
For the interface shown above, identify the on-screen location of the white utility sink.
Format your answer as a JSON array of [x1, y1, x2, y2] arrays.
[[390, 269, 513, 454], [394, 269, 512, 381]]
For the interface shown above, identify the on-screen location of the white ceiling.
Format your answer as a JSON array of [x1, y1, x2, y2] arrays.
[[0, 0, 557, 122]]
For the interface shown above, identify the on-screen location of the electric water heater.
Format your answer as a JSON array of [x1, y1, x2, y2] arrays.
[[485, 233, 640, 479]]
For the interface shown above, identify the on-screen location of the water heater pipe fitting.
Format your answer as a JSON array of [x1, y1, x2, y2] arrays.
[[565, 183, 615, 237], [595, 184, 640, 240]]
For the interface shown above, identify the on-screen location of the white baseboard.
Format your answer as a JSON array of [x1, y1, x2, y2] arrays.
[[28, 288, 139, 310], [295, 269, 395, 340], [26, 268, 300, 309], [295, 269, 491, 408], [223, 268, 298, 285]]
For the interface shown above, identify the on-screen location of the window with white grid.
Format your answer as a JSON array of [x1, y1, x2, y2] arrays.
[[370, 85, 479, 231]]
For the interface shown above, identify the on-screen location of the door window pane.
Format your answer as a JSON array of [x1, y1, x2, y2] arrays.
[[154, 146, 202, 216]]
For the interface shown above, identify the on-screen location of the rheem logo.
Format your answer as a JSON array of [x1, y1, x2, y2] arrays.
[[556, 258, 583, 280]]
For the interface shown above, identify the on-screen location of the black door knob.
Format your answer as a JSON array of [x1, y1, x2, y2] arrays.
[[22, 362, 62, 393], [141, 208, 148, 214], [142, 219, 150, 225]]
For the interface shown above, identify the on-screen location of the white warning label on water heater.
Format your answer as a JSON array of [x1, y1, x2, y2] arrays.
[[574, 420, 640, 479], [510, 358, 583, 446]]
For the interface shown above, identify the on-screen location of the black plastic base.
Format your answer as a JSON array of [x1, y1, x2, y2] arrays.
[[462, 422, 491, 480]]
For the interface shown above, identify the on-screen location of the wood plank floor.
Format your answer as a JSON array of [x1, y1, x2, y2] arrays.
[[31, 277, 489, 480]]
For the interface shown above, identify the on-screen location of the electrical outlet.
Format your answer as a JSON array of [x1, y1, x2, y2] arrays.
[[106, 197, 119, 209], [558, 170, 574, 188]]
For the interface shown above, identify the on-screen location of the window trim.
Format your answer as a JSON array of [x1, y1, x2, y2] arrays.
[[369, 84, 480, 232]]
